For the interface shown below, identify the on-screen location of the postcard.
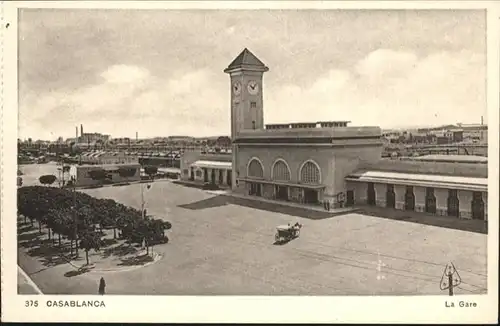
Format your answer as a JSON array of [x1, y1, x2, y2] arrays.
[[1, 1, 498, 323]]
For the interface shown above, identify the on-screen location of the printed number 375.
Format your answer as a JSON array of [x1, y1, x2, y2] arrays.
[[25, 300, 38, 307]]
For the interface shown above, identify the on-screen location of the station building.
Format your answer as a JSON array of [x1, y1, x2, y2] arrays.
[[180, 48, 488, 221], [69, 163, 141, 187]]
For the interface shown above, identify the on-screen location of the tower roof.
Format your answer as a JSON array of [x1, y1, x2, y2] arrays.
[[224, 48, 269, 73]]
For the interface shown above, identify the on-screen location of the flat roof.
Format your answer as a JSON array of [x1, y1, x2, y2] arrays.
[[346, 170, 487, 192], [75, 163, 141, 168], [192, 160, 232, 170], [237, 126, 381, 140], [362, 159, 487, 178], [411, 155, 487, 163], [158, 167, 181, 174]]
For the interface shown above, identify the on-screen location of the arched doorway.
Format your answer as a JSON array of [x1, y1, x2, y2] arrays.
[[299, 160, 321, 204], [404, 186, 415, 211], [386, 184, 395, 208], [447, 189, 459, 217], [471, 191, 485, 220], [367, 182, 376, 206], [272, 159, 291, 201], [425, 187, 436, 214], [247, 158, 264, 197]]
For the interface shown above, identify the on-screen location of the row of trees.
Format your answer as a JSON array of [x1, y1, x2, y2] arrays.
[[18, 186, 172, 265], [38, 165, 159, 188]]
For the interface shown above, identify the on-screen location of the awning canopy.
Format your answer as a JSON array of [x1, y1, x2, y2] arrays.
[[345, 170, 487, 192], [158, 167, 181, 174], [238, 177, 325, 189], [192, 160, 232, 170]]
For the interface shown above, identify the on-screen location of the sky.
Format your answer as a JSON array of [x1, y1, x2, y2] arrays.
[[18, 9, 487, 140]]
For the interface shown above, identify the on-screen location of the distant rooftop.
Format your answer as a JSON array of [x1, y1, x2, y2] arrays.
[[265, 121, 351, 130], [409, 154, 487, 164]]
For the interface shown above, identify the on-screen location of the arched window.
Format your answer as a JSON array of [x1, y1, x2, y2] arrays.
[[247, 158, 264, 178], [272, 159, 291, 181], [300, 161, 321, 184]]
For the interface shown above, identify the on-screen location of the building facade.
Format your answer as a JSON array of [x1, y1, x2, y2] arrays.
[[345, 170, 487, 220], [69, 163, 141, 187], [178, 48, 488, 222], [224, 48, 383, 204], [180, 151, 232, 187]]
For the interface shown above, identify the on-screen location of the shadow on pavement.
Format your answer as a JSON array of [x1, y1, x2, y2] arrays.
[[223, 195, 343, 220], [18, 224, 36, 234], [100, 243, 138, 259], [64, 267, 91, 278], [178, 194, 346, 220], [273, 239, 292, 246], [101, 238, 119, 247], [118, 254, 154, 266], [18, 232, 42, 246], [17, 220, 133, 270], [358, 207, 487, 234], [178, 195, 230, 210]]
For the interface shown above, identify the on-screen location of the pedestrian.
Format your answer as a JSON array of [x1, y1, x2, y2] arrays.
[[326, 201, 331, 211], [98, 277, 106, 295]]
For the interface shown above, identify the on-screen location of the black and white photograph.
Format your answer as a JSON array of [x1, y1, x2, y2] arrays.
[[1, 1, 498, 324]]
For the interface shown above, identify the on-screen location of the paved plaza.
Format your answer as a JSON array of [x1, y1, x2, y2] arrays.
[[17, 164, 487, 296], [18, 267, 41, 295]]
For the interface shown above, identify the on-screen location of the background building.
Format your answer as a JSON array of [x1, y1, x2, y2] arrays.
[[69, 163, 141, 187]]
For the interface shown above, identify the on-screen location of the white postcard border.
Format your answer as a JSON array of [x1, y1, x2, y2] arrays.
[[1, 1, 499, 324]]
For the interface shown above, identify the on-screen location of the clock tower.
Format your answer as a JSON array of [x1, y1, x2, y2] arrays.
[[224, 48, 269, 138]]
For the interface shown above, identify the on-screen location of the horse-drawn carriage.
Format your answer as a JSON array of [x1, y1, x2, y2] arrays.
[[275, 223, 302, 242]]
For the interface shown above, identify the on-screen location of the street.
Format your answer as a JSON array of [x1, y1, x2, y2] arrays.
[[17, 168, 487, 295]]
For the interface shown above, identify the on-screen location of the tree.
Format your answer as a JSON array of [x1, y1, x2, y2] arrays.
[[39, 174, 57, 186], [87, 168, 109, 184], [46, 208, 67, 245], [117, 166, 137, 183], [17, 185, 170, 260], [144, 166, 158, 180], [79, 226, 102, 265]]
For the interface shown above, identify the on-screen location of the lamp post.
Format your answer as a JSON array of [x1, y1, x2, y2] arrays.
[[70, 175, 79, 258], [140, 182, 146, 250], [141, 183, 146, 219]]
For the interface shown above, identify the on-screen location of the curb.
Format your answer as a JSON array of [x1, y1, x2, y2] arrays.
[[62, 250, 162, 274], [89, 252, 162, 273], [18, 265, 43, 294]]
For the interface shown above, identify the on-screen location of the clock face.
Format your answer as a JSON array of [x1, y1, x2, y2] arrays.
[[233, 81, 242, 96], [247, 80, 259, 95]]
